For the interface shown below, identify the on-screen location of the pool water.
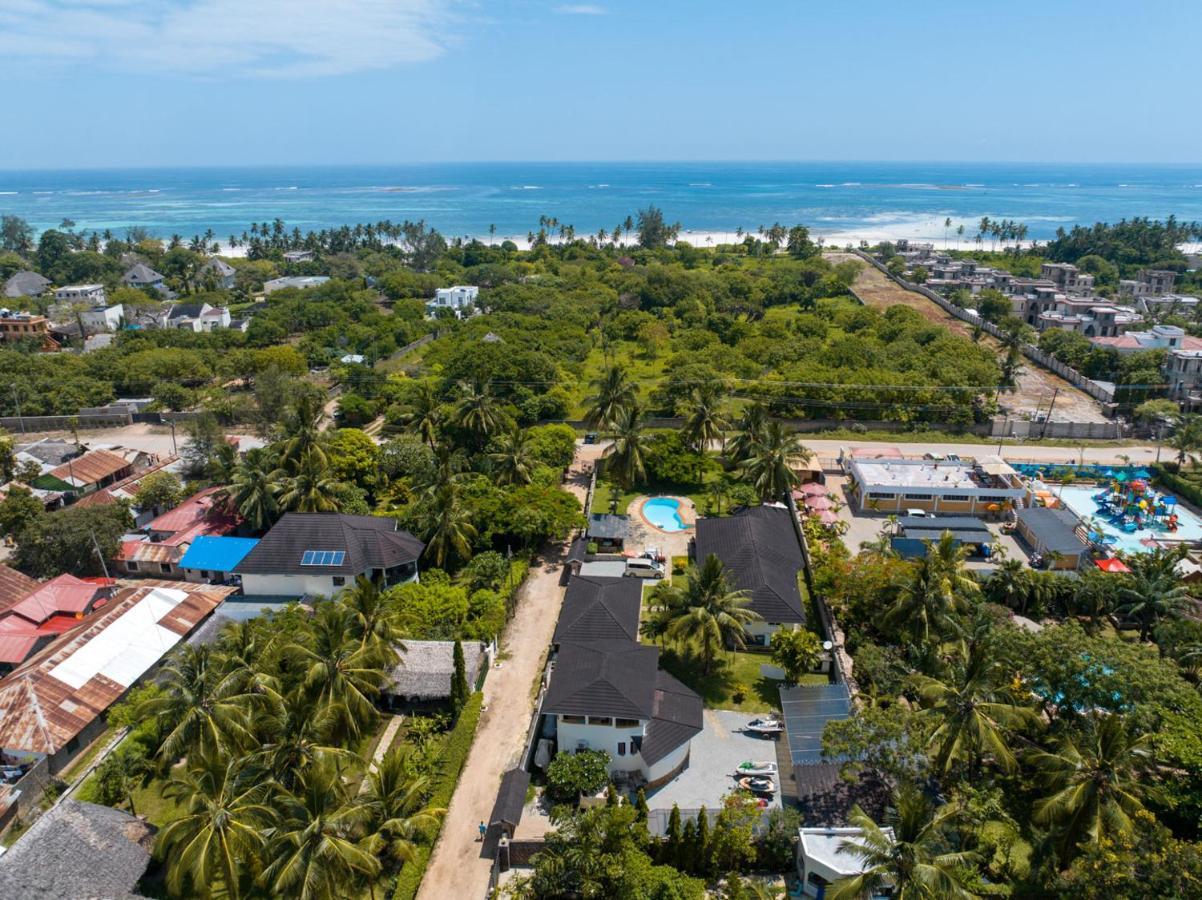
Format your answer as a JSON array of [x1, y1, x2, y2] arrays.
[[1057, 485, 1202, 554], [643, 497, 687, 532]]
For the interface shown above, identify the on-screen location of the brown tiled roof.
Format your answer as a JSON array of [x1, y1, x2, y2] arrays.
[[0, 580, 233, 756], [47, 449, 131, 487], [0, 565, 38, 614]]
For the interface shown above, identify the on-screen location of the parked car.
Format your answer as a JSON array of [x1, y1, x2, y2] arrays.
[[583, 432, 598, 445], [624, 557, 666, 579]]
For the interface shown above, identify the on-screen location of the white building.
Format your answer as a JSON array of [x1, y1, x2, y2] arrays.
[[428, 285, 480, 318], [847, 455, 1026, 515], [797, 827, 895, 899], [78, 304, 125, 334], [263, 275, 330, 295], [233, 513, 423, 598], [54, 284, 107, 305], [166, 302, 232, 332]]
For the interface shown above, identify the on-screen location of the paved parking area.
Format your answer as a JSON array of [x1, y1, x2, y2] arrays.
[[644, 709, 783, 812]]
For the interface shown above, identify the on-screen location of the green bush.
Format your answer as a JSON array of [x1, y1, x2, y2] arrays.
[[393, 691, 484, 900], [1154, 464, 1202, 510], [546, 749, 611, 803]]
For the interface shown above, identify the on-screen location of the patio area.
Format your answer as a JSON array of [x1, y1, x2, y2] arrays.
[[642, 709, 783, 813]]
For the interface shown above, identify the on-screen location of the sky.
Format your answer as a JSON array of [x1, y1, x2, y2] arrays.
[[0, 0, 1199, 169]]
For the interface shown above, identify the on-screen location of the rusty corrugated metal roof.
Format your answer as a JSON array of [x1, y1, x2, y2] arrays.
[[0, 581, 233, 756], [47, 450, 131, 488], [0, 565, 39, 613]]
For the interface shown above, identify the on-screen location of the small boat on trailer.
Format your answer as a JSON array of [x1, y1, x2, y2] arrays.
[[733, 761, 778, 777]]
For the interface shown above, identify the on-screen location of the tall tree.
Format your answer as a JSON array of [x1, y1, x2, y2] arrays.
[[739, 421, 810, 501], [585, 365, 636, 431], [603, 401, 650, 489], [421, 482, 478, 567], [681, 384, 728, 456], [656, 554, 762, 673], [883, 532, 977, 648], [275, 448, 345, 514], [220, 447, 280, 532], [453, 379, 506, 444], [488, 425, 536, 486], [361, 748, 445, 873]]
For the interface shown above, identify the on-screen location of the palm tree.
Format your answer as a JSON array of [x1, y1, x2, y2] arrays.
[[681, 384, 728, 457], [221, 447, 280, 532], [361, 747, 445, 871], [421, 482, 478, 566], [1068, 570, 1120, 634], [585, 364, 636, 431], [603, 401, 650, 489], [883, 533, 977, 647], [139, 644, 259, 761], [910, 638, 1038, 776], [727, 402, 769, 464], [157, 755, 276, 900], [984, 558, 1031, 613], [740, 421, 811, 501], [261, 760, 380, 900], [251, 690, 354, 790], [275, 449, 345, 514], [397, 380, 442, 448], [289, 604, 392, 742], [829, 784, 980, 900], [659, 554, 761, 673], [488, 425, 536, 486], [453, 380, 505, 444], [1030, 713, 1152, 863], [339, 576, 401, 650], [279, 394, 327, 466], [1117, 548, 1192, 640]]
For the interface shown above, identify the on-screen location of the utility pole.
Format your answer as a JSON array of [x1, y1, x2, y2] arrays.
[[89, 530, 113, 584], [168, 418, 177, 456], [1041, 388, 1059, 440]]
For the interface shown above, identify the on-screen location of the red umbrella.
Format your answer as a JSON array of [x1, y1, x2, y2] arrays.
[[1095, 558, 1130, 574], [806, 496, 834, 511], [818, 510, 839, 525], [801, 483, 829, 496]]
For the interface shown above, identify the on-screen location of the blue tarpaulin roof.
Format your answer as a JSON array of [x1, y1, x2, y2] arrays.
[[179, 536, 260, 572]]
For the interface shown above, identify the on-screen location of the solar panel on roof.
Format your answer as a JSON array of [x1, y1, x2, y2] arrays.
[[779, 683, 852, 767], [300, 550, 346, 566]]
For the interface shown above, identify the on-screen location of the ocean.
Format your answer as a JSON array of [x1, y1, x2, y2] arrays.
[[0, 161, 1200, 246]]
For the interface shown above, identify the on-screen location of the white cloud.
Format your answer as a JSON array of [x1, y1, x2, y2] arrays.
[[554, 4, 606, 14], [0, 0, 459, 78]]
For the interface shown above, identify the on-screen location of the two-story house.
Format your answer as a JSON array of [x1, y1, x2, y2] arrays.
[[122, 263, 169, 295], [198, 258, 237, 290], [233, 513, 424, 598], [693, 504, 806, 646], [427, 285, 480, 318]]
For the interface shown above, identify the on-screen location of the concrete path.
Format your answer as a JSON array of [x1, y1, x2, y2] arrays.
[[358, 714, 405, 795], [416, 448, 596, 900]]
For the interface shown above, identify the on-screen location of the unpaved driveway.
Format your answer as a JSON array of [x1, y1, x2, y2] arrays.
[[830, 253, 1108, 424], [416, 445, 598, 900]]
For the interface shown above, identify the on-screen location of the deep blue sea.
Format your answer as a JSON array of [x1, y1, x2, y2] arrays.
[[0, 162, 1200, 245]]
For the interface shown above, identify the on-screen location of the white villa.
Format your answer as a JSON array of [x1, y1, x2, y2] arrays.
[[847, 455, 1026, 515], [428, 285, 479, 318], [797, 827, 894, 899]]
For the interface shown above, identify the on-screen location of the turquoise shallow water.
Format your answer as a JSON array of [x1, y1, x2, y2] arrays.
[[643, 497, 686, 532], [0, 162, 1199, 242]]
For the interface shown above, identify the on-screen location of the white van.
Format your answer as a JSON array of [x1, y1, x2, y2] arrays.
[[624, 557, 666, 579]]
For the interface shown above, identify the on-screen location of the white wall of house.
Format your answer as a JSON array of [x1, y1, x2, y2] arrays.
[[79, 304, 124, 333], [557, 715, 648, 774], [240, 572, 352, 598], [744, 620, 798, 647], [55, 285, 107, 304]]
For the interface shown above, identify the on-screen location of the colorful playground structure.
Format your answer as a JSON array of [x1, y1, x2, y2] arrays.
[[1092, 478, 1181, 536]]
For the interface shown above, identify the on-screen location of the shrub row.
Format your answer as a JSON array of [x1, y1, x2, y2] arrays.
[[1153, 463, 1202, 511], [393, 690, 485, 900]]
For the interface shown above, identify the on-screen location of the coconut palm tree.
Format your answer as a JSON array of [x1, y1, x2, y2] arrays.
[[984, 558, 1032, 614], [139, 644, 260, 761], [279, 393, 327, 467], [261, 760, 380, 900], [680, 384, 728, 456], [660, 554, 761, 673], [453, 379, 505, 445], [883, 533, 977, 648], [740, 421, 811, 501], [488, 425, 536, 486], [220, 447, 280, 533], [250, 689, 355, 790], [361, 747, 445, 872], [585, 364, 637, 431], [829, 784, 980, 900], [1030, 713, 1152, 863], [157, 755, 276, 900], [289, 604, 392, 742], [397, 380, 442, 448], [421, 482, 478, 567], [339, 576, 401, 650], [275, 448, 345, 514], [1068, 569, 1121, 634], [1117, 548, 1191, 640], [603, 401, 650, 489], [909, 638, 1039, 776], [727, 402, 769, 464]]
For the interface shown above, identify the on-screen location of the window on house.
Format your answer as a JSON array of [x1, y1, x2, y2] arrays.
[[332, 576, 346, 587], [617, 742, 626, 756], [903, 493, 933, 501], [614, 718, 640, 729], [160, 563, 172, 574], [127, 561, 139, 572], [561, 715, 586, 724], [588, 717, 613, 727]]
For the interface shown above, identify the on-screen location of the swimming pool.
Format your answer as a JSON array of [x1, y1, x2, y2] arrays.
[[1058, 485, 1202, 553], [642, 497, 687, 532]]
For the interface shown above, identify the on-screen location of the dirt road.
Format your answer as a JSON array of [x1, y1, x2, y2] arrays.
[[830, 253, 1108, 424], [416, 444, 602, 900]]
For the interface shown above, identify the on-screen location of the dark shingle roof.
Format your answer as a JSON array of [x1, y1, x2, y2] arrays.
[[586, 514, 629, 540], [167, 303, 206, 320], [0, 799, 155, 899], [694, 505, 805, 624], [489, 768, 530, 831], [200, 258, 235, 276], [122, 263, 164, 285], [3, 271, 50, 298], [543, 640, 660, 720], [553, 576, 641, 645], [640, 669, 703, 765], [233, 513, 424, 576]]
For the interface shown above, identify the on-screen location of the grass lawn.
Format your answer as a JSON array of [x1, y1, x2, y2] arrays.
[[655, 647, 825, 713], [571, 343, 669, 418], [57, 727, 117, 784], [127, 776, 185, 827]]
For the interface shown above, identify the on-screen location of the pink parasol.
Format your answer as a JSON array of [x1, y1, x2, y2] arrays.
[[805, 496, 834, 511], [801, 482, 829, 496], [818, 510, 839, 525]]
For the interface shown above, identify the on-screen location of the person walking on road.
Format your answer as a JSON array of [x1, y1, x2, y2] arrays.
[[478, 821, 487, 842]]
